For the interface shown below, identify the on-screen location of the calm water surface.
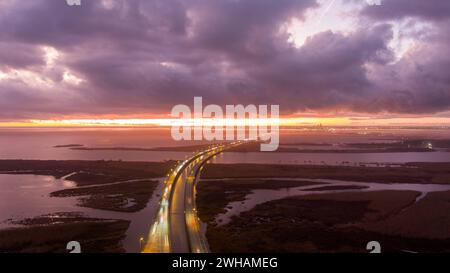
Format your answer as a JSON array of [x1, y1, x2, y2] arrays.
[[212, 178, 450, 225], [1, 128, 449, 164], [0, 173, 163, 253]]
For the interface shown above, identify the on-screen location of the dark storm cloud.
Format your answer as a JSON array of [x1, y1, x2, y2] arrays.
[[244, 24, 394, 112], [0, 0, 449, 119], [358, 0, 450, 114], [188, 0, 317, 58], [0, 42, 44, 70], [0, 0, 156, 47], [362, 0, 450, 21], [366, 42, 450, 114]]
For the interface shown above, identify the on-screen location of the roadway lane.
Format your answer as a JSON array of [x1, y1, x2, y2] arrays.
[[142, 141, 244, 253], [170, 166, 190, 252], [186, 159, 212, 253]]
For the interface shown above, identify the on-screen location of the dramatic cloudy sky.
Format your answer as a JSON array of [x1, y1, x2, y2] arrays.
[[0, 0, 449, 123]]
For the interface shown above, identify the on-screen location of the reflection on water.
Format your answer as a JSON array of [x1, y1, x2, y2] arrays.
[[213, 151, 450, 165], [120, 179, 165, 253], [0, 173, 164, 253], [0, 174, 77, 228], [0, 127, 449, 164], [0, 128, 195, 161], [214, 178, 450, 225]]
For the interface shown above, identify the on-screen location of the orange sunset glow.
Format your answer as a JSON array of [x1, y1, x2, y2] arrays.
[[1, 0, 450, 260], [1, 115, 449, 127]]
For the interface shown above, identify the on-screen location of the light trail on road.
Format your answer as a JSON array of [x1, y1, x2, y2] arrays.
[[141, 141, 245, 253]]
